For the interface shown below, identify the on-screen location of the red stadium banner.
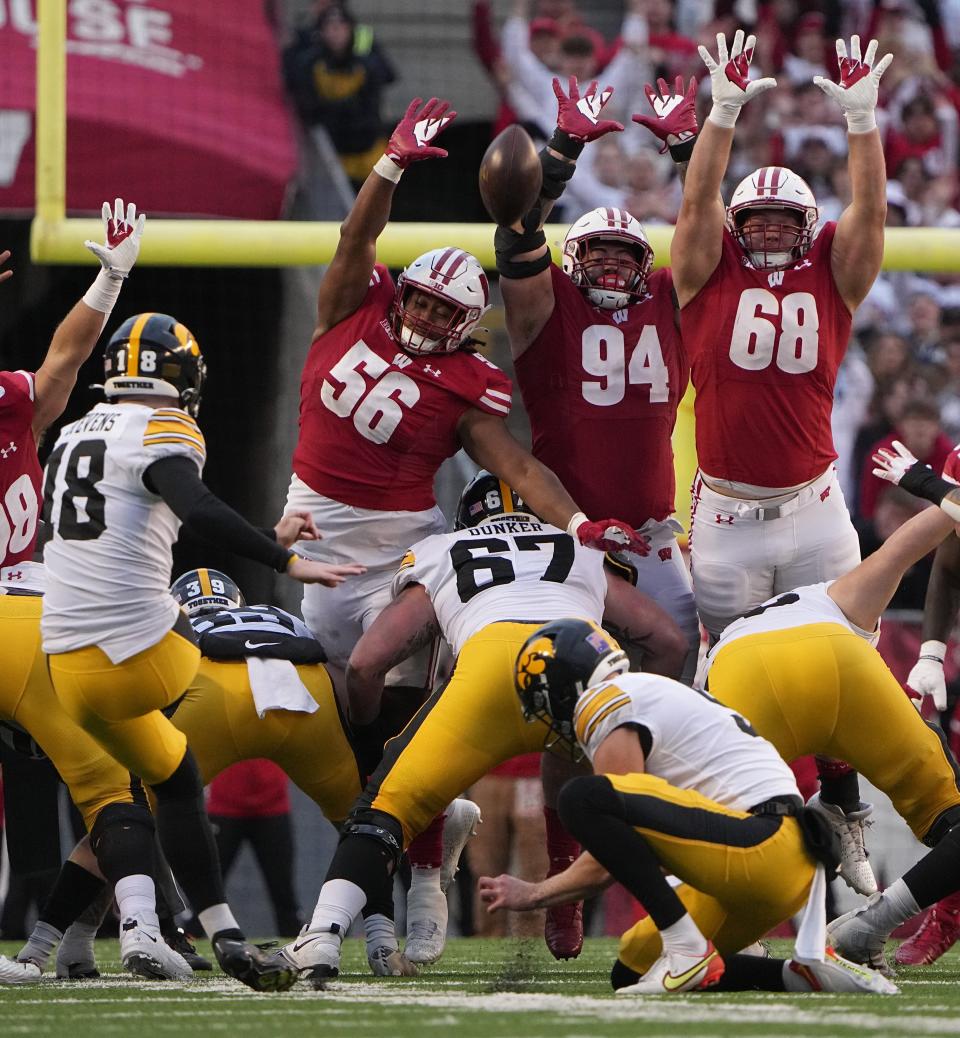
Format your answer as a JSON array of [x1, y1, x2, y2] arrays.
[[0, 1, 297, 219]]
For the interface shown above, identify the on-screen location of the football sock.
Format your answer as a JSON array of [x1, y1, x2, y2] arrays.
[[557, 775, 686, 929], [199, 904, 241, 939], [17, 921, 62, 968], [659, 914, 710, 957], [902, 824, 960, 909], [868, 878, 922, 930], [310, 879, 367, 935], [408, 813, 444, 868], [39, 860, 105, 933], [152, 750, 227, 914], [710, 953, 785, 991], [815, 760, 861, 813], [115, 874, 157, 923], [364, 913, 398, 956], [543, 804, 580, 873]]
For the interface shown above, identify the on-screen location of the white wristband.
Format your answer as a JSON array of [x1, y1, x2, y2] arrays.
[[707, 104, 740, 130], [845, 110, 877, 134], [373, 154, 403, 183], [919, 640, 947, 663], [565, 511, 588, 537], [82, 268, 123, 314]]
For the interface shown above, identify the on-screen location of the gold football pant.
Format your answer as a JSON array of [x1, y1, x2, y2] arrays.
[[708, 623, 960, 841], [0, 596, 137, 830], [172, 659, 362, 823], [49, 614, 200, 787], [360, 622, 551, 846], [606, 773, 815, 976]]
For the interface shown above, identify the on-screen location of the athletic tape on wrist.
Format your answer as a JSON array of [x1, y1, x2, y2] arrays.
[[565, 511, 588, 537], [845, 111, 877, 134], [374, 154, 403, 183], [707, 104, 740, 130], [548, 128, 585, 160], [82, 269, 123, 314]]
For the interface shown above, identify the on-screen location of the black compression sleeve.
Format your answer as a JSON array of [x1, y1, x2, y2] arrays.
[[145, 455, 293, 573]]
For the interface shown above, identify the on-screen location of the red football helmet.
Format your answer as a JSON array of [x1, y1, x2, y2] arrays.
[[726, 167, 819, 270], [562, 207, 654, 310], [391, 248, 491, 355]]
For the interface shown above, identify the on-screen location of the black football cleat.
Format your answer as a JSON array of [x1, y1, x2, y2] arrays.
[[165, 927, 213, 972], [212, 935, 297, 992]]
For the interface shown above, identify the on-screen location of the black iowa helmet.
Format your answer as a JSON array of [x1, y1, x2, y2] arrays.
[[515, 619, 629, 759], [455, 469, 532, 529], [171, 568, 245, 618], [103, 313, 206, 417]]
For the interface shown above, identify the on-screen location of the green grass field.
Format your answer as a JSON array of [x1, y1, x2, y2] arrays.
[[1, 938, 956, 1038]]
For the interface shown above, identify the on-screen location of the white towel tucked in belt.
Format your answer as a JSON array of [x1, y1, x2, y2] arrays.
[[792, 864, 828, 964], [246, 657, 319, 718]]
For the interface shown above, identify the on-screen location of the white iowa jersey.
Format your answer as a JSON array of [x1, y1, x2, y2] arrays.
[[393, 516, 607, 656], [42, 401, 206, 663], [707, 582, 879, 671], [574, 673, 800, 811]]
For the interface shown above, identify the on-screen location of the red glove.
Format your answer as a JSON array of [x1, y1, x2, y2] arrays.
[[573, 516, 650, 556], [553, 76, 623, 142], [385, 97, 457, 169], [632, 76, 699, 153]]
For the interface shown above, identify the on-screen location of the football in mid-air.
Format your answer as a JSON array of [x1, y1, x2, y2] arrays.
[[479, 124, 543, 227]]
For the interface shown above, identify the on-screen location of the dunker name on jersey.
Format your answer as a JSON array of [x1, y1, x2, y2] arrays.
[[393, 517, 607, 655]]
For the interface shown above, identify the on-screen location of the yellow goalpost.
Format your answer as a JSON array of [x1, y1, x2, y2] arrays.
[[28, 0, 960, 271]]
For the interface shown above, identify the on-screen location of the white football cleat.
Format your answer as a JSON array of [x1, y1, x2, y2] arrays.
[[120, 917, 193, 981], [368, 942, 419, 977], [0, 954, 41, 986], [278, 923, 343, 987], [404, 870, 448, 965], [785, 947, 899, 994], [826, 893, 895, 977], [440, 798, 482, 892], [806, 793, 878, 896], [615, 942, 725, 995]]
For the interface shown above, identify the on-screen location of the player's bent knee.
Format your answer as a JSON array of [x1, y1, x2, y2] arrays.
[[340, 807, 404, 870], [90, 802, 156, 884], [557, 774, 618, 840], [149, 747, 201, 801]]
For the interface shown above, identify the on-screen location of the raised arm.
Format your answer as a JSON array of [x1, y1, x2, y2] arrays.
[[904, 534, 960, 711], [671, 31, 776, 307], [457, 408, 650, 554], [33, 200, 144, 438], [816, 37, 893, 312], [314, 98, 456, 338], [496, 77, 623, 356]]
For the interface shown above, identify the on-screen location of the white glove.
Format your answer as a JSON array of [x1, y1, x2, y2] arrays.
[[698, 30, 777, 129], [871, 439, 918, 485], [813, 36, 892, 134], [84, 198, 145, 280], [908, 642, 948, 711]]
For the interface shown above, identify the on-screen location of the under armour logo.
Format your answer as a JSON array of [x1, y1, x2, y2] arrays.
[[658, 546, 673, 562], [793, 259, 812, 270], [767, 270, 785, 288], [0, 441, 17, 459], [714, 514, 734, 525], [424, 364, 442, 378], [5, 569, 22, 581], [820, 486, 831, 503]]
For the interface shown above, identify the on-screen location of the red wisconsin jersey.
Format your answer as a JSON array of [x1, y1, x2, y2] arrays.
[[682, 223, 851, 487], [515, 265, 688, 526], [294, 264, 513, 511], [0, 370, 42, 575], [943, 445, 960, 484]]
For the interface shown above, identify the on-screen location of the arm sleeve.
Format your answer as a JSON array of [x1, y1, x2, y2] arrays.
[[145, 455, 293, 573]]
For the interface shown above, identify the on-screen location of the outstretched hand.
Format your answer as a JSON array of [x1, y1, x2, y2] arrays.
[[699, 30, 776, 128], [287, 558, 366, 587], [84, 198, 145, 280], [553, 76, 623, 142], [632, 75, 699, 152], [384, 97, 457, 169], [813, 36, 892, 133]]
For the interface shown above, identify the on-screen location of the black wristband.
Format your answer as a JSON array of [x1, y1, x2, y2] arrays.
[[668, 138, 696, 163], [900, 461, 957, 506], [540, 148, 577, 200], [494, 224, 551, 279], [548, 128, 585, 160]]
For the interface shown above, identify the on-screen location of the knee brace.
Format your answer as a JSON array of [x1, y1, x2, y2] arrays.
[[340, 808, 404, 871], [90, 802, 156, 885]]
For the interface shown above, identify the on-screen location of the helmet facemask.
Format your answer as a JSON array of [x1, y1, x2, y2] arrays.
[[391, 282, 478, 355], [566, 235, 653, 310], [731, 207, 813, 270]]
